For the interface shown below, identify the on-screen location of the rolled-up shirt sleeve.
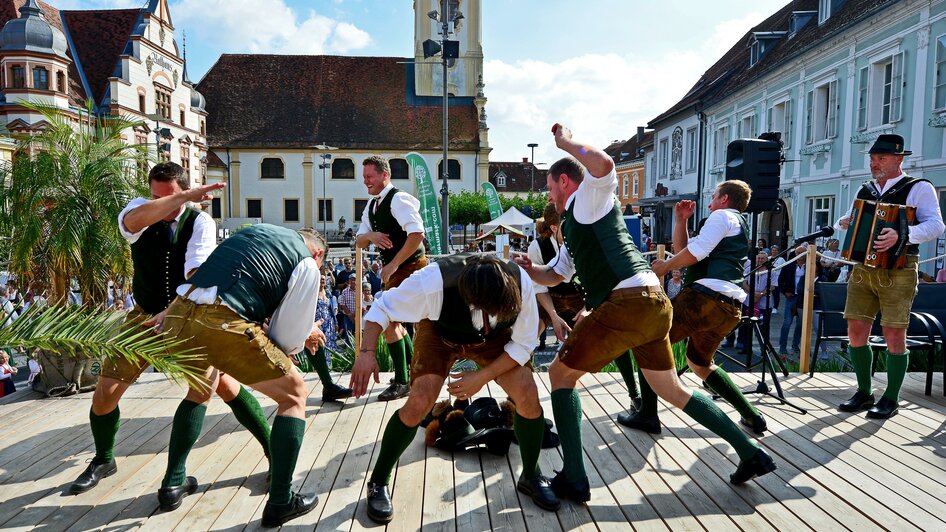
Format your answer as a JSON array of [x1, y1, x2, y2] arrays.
[[505, 268, 540, 365], [268, 258, 320, 355], [392, 193, 425, 235], [117, 198, 148, 244], [551, 243, 576, 282], [364, 264, 440, 331], [527, 239, 548, 294], [908, 182, 945, 244], [356, 202, 372, 237], [686, 210, 738, 261], [184, 211, 216, 276]]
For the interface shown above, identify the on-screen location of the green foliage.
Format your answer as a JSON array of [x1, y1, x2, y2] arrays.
[[500, 192, 549, 220], [602, 341, 688, 372], [329, 332, 392, 372], [448, 190, 550, 227]]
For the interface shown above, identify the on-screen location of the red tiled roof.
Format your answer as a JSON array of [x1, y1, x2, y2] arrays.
[[196, 54, 480, 151], [61, 8, 139, 105], [488, 161, 547, 193], [612, 130, 654, 165]]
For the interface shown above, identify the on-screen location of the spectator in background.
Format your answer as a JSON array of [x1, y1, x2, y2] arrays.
[[366, 261, 383, 295], [757, 239, 769, 255], [819, 238, 842, 282], [769, 245, 785, 314], [338, 276, 358, 343], [665, 269, 684, 300], [0, 351, 17, 397], [936, 268, 946, 283], [336, 258, 355, 287]]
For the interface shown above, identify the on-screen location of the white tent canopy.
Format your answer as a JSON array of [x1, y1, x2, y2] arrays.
[[481, 207, 534, 234]]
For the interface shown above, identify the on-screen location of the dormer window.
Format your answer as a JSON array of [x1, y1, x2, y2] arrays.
[[11, 66, 24, 88], [818, 0, 832, 24], [32, 67, 48, 89], [789, 11, 817, 38], [748, 32, 787, 68], [496, 171, 506, 188]]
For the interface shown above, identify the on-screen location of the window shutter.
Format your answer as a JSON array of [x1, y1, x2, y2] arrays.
[[890, 51, 904, 123], [805, 90, 814, 144], [827, 80, 838, 138], [766, 107, 773, 133], [857, 66, 868, 130], [784, 100, 793, 149]]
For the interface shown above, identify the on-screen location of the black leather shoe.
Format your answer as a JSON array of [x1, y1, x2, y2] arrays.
[[322, 383, 353, 402], [261, 492, 318, 527], [866, 396, 899, 419], [516, 474, 561, 511], [549, 470, 591, 503], [838, 390, 875, 412], [616, 410, 661, 434], [69, 458, 117, 494], [157, 476, 198, 511], [366, 481, 394, 523], [739, 414, 767, 435], [378, 382, 410, 401], [730, 448, 777, 485]]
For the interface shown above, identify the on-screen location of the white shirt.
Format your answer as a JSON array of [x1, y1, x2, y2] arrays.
[[177, 258, 321, 356], [118, 198, 217, 277], [835, 175, 945, 245], [356, 183, 425, 237], [527, 238, 550, 294], [555, 167, 660, 289], [687, 208, 749, 303], [365, 262, 539, 365]]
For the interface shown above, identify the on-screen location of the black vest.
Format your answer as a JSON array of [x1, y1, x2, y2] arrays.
[[855, 175, 930, 256], [538, 237, 581, 296], [683, 214, 749, 287], [368, 188, 424, 265], [131, 208, 199, 315], [433, 254, 521, 345]]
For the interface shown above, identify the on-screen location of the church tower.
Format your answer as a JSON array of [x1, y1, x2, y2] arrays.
[[413, 0, 483, 98]]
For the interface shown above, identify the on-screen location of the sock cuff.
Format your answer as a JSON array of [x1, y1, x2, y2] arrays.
[[849, 344, 873, 356], [224, 386, 252, 405], [91, 405, 120, 421], [394, 408, 420, 429], [514, 410, 545, 425]]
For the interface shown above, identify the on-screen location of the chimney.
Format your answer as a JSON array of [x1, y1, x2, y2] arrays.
[[522, 157, 529, 163], [637, 126, 645, 140]]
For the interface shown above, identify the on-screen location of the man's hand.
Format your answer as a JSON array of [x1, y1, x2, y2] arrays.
[[651, 258, 670, 277], [183, 182, 226, 203], [549, 313, 572, 342], [350, 349, 380, 398], [873, 227, 899, 252], [551, 123, 572, 149], [142, 308, 169, 334], [838, 216, 850, 230], [511, 253, 533, 272], [368, 231, 393, 250], [305, 320, 326, 350], [380, 262, 397, 284], [573, 308, 591, 327], [674, 200, 696, 221], [447, 370, 487, 400]]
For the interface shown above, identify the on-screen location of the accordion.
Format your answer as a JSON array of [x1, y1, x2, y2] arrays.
[[841, 199, 916, 269]]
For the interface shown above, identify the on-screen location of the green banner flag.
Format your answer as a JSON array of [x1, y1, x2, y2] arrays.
[[481, 181, 503, 220], [406, 152, 443, 255]]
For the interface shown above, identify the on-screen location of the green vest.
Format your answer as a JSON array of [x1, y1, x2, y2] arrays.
[[855, 175, 930, 257], [561, 199, 650, 309], [187, 224, 311, 323], [131, 207, 199, 315], [683, 212, 749, 287], [433, 254, 521, 345], [368, 188, 424, 265]]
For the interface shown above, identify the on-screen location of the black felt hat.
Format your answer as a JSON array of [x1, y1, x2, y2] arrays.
[[863, 134, 912, 155]]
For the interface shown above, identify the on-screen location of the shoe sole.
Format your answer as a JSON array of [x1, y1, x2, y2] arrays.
[[322, 393, 353, 402], [838, 403, 874, 413], [377, 393, 408, 402], [616, 416, 661, 435], [159, 482, 198, 511], [866, 408, 898, 419], [731, 461, 777, 485], [516, 483, 562, 512], [261, 499, 319, 528], [367, 509, 394, 524], [739, 419, 766, 436], [68, 465, 118, 495]]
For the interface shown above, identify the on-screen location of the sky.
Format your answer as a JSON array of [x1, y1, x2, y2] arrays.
[[55, 0, 789, 165]]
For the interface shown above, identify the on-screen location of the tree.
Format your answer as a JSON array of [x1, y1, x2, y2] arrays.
[[500, 192, 548, 220], [0, 101, 149, 306]]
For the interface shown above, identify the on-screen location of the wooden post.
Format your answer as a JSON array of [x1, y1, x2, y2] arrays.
[[503, 245, 510, 259], [656, 244, 667, 283], [355, 246, 363, 350], [799, 246, 817, 373]]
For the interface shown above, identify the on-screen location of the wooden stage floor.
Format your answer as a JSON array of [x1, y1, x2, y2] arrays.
[[1, 369, 945, 531]]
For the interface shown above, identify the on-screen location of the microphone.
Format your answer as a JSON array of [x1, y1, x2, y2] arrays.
[[793, 226, 834, 245]]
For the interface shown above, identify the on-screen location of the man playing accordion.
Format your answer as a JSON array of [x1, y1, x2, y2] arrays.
[[835, 134, 944, 419]]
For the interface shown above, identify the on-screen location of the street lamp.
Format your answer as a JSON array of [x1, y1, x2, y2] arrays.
[[527, 142, 538, 192], [423, 0, 462, 250], [313, 144, 338, 235]]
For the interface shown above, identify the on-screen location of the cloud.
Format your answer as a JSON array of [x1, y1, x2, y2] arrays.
[[171, 0, 371, 55]]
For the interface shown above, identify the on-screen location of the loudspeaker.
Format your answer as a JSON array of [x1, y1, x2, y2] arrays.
[[726, 138, 781, 213]]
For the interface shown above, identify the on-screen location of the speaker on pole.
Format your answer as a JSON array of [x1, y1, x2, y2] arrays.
[[726, 137, 782, 214]]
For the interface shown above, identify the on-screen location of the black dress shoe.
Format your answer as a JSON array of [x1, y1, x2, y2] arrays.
[[616, 410, 661, 434], [516, 474, 561, 511], [739, 414, 767, 435], [322, 383, 353, 402], [69, 458, 117, 494], [549, 470, 591, 503], [730, 448, 777, 485], [378, 382, 410, 401], [261, 492, 318, 527], [157, 476, 198, 511], [866, 396, 899, 419], [838, 390, 875, 412], [366, 481, 394, 523]]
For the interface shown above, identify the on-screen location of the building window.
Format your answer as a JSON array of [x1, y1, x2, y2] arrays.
[[260, 157, 284, 179], [32, 66, 48, 89], [622, 176, 629, 198], [247, 199, 262, 219], [632, 172, 640, 197], [857, 52, 904, 130], [56, 71, 64, 92], [807, 196, 834, 233], [390, 158, 409, 180], [766, 99, 793, 149], [737, 113, 755, 139], [11, 66, 24, 88], [211, 197, 222, 219], [181, 145, 190, 180], [284, 199, 299, 223], [138, 93, 146, 113], [685, 127, 697, 172], [354, 199, 369, 222], [332, 158, 355, 179], [936, 36, 946, 110], [317, 199, 333, 222], [180, 109, 186, 127], [438, 158, 461, 180], [818, 0, 831, 24], [713, 124, 730, 166], [496, 172, 506, 187], [805, 79, 838, 144], [658, 138, 668, 177], [155, 83, 172, 120], [200, 121, 206, 136]]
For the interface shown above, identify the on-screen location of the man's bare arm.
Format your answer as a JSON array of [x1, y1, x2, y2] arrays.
[[123, 183, 225, 233], [551, 123, 615, 178]]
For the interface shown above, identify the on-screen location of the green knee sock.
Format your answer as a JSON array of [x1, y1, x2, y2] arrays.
[[308, 347, 336, 386], [269, 415, 305, 505], [370, 410, 419, 485], [638, 368, 658, 418], [882, 351, 910, 402], [90, 406, 121, 463], [683, 391, 758, 460], [550, 388, 585, 482], [162, 400, 207, 488], [226, 387, 271, 459], [514, 412, 546, 480], [387, 338, 410, 385], [705, 368, 759, 420], [614, 351, 640, 402], [849, 345, 874, 394]]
